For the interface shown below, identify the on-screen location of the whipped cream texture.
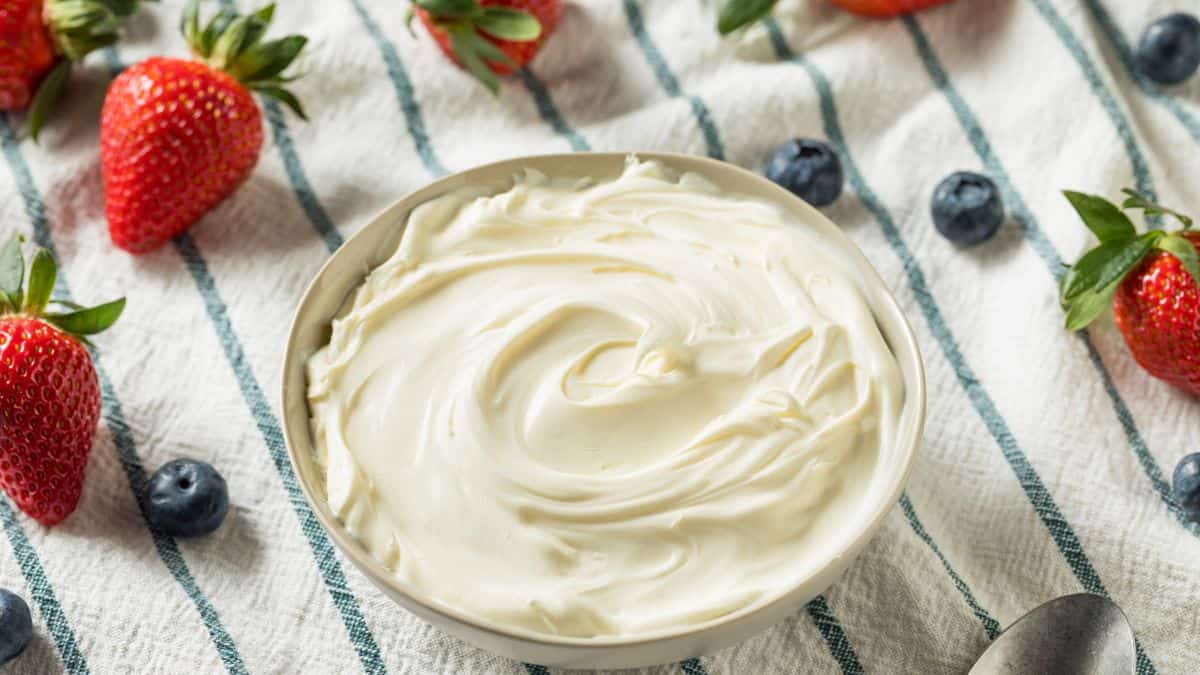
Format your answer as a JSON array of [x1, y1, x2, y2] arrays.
[[306, 158, 903, 638]]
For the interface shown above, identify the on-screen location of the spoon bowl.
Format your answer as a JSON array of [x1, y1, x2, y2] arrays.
[[969, 593, 1136, 675]]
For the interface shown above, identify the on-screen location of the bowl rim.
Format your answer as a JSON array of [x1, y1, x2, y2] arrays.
[[280, 151, 927, 650]]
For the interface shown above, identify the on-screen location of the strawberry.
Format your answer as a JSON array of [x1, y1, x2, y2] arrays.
[[0, 0, 54, 111], [825, 0, 954, 18], [0, 0, 146, 138], [1060, 190, 1200, 397], [0, 235, 125, 525], [717, 0, 953, 32], [411, 0, 560, 93], [100, 1, 307, 254]]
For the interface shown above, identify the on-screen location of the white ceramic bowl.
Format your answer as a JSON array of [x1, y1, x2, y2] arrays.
[[280, 152, 926, 669]]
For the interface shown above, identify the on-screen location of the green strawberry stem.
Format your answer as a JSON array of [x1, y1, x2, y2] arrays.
[[0, 235, 124, 343], [1060, 189, 1200, 331], [29, 0, 153, 140], [717, 0, 780, 35], [181, 1, 309, 119], [408, 0, 542, 94]]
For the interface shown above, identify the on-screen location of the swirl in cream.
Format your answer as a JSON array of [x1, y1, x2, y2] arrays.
[[306, 158, 903, 638]]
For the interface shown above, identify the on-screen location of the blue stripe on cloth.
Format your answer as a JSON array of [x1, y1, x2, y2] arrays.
[[261, 9, 563, 674], [901, 15, 1197, 536], [264, 98, 560, 675], [0, 116, 251, 675], [194, 6, 388, 667], [898, 494, 1000, 639], [100, 33, 388, 671], [0, 499, 88, 674], [620, 0, 726, 159], [348, 0, 448, 177], [900, 17, 1164, 675], [1025, 0, 1155, 202], [1082, 1, 1200, 143], [517, 69, 590, 152], [172, 235, 388, 675], [762, 17, 1159, 672], [805, 596, 863, 675], [264, 101, 344, 252], [0, 115, 120, 675], [97, 372, 250, 675]]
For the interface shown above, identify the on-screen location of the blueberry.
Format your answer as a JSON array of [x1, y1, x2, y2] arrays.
[[145, 459, 229, 537], [0, 589, 31, 665], [1173, 453, 1200, 520], [1136, 13, 1200, 85], [931, 171, 1005, 246], [764, 138, 844, 207]]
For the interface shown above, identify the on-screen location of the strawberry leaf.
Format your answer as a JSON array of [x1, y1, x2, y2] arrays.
[[1122, 189, 1193, 229], [181, 0, 201, 46], [1060, 239, 1126, 305], [1065, 233, 1156, 303], [1062, 190, 1136, 243], [45, 0, 139, 63], [211, 15, 256, 69], [24, 249, 56, 316], [717, 0, 779, 35], [251, 3, 275, 25], [475, 7, 540, 42], [448, 27, 501, 94], [236, 3, 278, 52], [414, 0, 481, 20], [186, 1, 307, 105], [237, 35, 307, 81], [1156, 234, 1200, 290], [1061, 233, 1161, 307], [1065, 281, 1120, 331], [197, 7, 237, 58], [0, 234, 24, 311], [28, 61, 72, 142], [48, 1, 119, 35], [404, 6, 417, 36], [253, 85, 307, 120], [458, 28, 511, 64], [105, 0, 146, 19], [45, 298, 125, 336]]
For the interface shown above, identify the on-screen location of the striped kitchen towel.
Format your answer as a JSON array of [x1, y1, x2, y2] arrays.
[[0, 0, 1198, 672]]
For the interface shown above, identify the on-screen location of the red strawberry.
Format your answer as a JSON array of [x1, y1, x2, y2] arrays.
[[826, 0, 955, 17], [1061, 190, 1200, 396], [716, 0, 951, 33], [412, 0, 561, 92], [0, 235, 125, 525], [100, 1, 308, 254], [1112, 232, 1200, 395], [0, 0, 146, 138], [0, 0, 55, 110]]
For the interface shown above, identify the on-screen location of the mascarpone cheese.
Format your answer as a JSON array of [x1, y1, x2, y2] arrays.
[[306, 158, 903, 638]]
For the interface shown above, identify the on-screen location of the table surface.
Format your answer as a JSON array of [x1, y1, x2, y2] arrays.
[[0, 0, 1197, 673]]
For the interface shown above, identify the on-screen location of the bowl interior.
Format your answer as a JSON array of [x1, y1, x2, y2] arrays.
[[280, 152, 926, 648]]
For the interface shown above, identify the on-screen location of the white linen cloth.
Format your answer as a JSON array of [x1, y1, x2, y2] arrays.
[[0, 0, 1197, 672]]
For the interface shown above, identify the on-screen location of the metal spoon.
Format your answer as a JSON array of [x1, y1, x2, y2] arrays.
[[968, 594, 1136, 675]]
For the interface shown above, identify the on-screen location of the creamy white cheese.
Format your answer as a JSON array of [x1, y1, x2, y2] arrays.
[[306, 158, 903, 638]]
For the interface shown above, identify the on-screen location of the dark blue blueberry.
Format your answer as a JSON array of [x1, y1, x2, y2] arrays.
[[931, 171, 1005, 246], [0, 589, 31, 665], [145, 459, 229, 537], [764, 138, 844, 207], [1136, 13, 1200, 85], [1173, 453, 1200, 520]]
